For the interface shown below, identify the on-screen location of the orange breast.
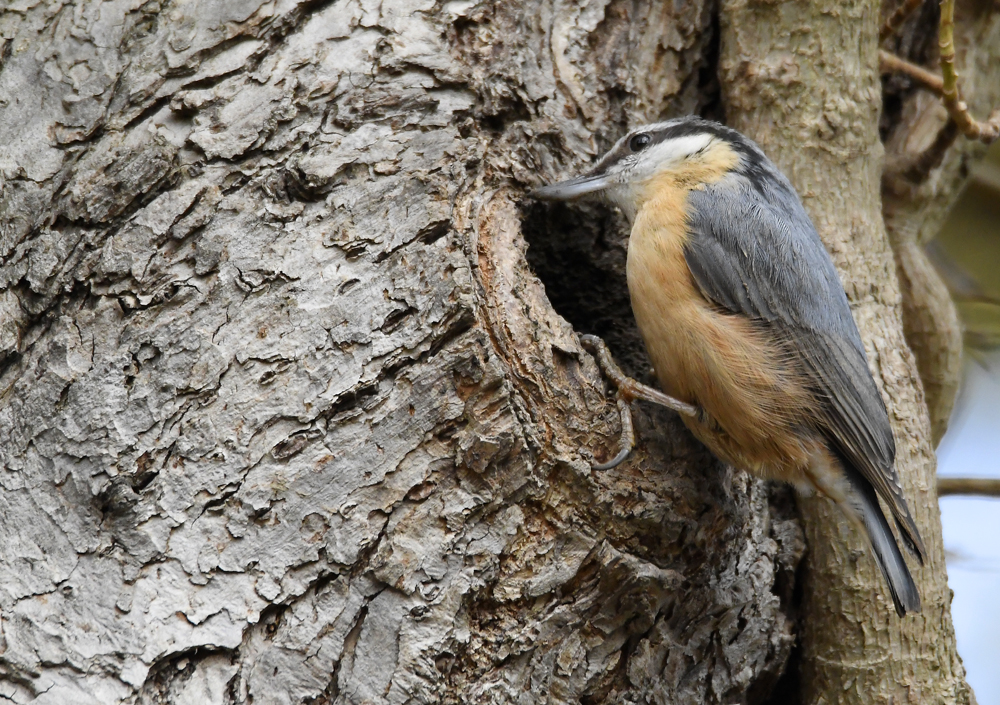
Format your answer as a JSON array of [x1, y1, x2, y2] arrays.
[[626, 182, 820, 480]]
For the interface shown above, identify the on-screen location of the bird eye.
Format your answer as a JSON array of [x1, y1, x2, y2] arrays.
[[629, 133, 651, 152]]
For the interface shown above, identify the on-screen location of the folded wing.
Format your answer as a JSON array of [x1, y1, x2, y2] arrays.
[[683, 175, 925, 563]]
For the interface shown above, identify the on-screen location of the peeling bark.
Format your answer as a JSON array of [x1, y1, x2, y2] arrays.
[[0, 0, 974, 703]]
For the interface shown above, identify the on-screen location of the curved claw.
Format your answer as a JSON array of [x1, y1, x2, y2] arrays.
[[580, 334, 698, 418], [580, 333, 704, 471], [592, 397, 635, 470]]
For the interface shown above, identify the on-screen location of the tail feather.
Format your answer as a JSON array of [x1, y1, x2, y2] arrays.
[[845, 465, 921, 616], [893, 515, 925, 565]]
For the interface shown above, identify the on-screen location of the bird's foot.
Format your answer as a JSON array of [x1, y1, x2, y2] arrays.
[[580, 334, 700, 470]]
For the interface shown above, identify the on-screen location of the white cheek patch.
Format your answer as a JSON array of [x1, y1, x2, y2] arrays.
[[647, 133, 715, 167]]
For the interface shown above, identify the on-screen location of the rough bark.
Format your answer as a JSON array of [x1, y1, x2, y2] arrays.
[[0, 1, 801, 703], [719, 0, 972, 703], [0, 0, 976, 703]]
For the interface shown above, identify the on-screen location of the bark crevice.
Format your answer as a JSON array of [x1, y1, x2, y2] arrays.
[[0, 0, 977, 702]]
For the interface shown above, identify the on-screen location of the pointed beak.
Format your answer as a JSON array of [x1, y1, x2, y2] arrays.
[[530, 172, 613, 201]]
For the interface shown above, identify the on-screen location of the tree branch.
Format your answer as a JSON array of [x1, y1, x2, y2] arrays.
[[880, 0, 1000, 143], [879, 0, 924, 43], [879, 50, 944, 96], [938, 477, 1000, 497], [938, 0, 1000, 142]]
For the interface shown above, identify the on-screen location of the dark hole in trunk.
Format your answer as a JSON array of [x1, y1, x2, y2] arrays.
[[520, 199, 650, 380], [519, 196, 805, 705]]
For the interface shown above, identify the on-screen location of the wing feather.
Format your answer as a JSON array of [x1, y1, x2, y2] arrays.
[[684, 176, 925, 561]]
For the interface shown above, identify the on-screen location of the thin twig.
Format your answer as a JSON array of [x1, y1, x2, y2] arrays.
[[880, 0, 1000, 143], [879, 50, 944, 96], [938, 477, 1000, 497], [938, 0, 1000, 143], [880, 0, 925, 43]]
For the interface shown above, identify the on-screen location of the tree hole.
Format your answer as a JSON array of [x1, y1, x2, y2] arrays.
[[520, 199, 650, 379]]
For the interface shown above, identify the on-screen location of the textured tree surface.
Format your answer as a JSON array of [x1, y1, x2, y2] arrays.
[[720, 0, 977, 703], [0, 0, 980, 703], [880, 0, 1000, 443]]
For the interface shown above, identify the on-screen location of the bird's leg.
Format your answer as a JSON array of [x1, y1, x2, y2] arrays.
[[580, 334, 701, 470], [593, 397, 635, 471], [581, 335, 700, 416]]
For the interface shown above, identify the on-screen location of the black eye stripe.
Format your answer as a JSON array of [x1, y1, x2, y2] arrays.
[[594, 118, 763, 176]]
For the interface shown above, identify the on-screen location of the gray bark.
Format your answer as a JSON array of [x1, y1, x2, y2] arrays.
[[0, 0, 976, 703], [0, 1, 800, 703]]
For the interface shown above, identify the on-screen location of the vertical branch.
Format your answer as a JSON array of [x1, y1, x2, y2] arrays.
[[939, 0, 959, 99], [880, 0, 1000, 142], [939, 0, 1000, 142], [719, 0, 973, 702]]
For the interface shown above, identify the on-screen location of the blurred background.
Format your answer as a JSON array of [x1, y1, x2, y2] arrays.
[[930, 140, 1000, 704]]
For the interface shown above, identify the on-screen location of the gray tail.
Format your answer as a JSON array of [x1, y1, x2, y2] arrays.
[[845, 466, 921, 616]]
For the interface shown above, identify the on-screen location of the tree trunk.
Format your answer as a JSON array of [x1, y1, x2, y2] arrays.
[[0, 0, 977, 703], [719, 1, 973, 702], [880, 0, 1000, 444]]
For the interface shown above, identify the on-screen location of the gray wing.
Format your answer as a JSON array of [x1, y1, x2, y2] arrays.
[[684, 175, 925, 561]]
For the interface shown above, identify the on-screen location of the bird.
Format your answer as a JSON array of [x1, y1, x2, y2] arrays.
[[531, 116, 925, 616]]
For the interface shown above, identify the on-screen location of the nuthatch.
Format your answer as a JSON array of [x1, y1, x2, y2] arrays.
[[532, 116, 925, 616]]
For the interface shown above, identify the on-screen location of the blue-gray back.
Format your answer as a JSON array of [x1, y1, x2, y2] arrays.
[[682, 165, 922, 556]]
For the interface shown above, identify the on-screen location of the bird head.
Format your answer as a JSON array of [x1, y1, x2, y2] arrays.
[[532, 117, 759, 221]]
